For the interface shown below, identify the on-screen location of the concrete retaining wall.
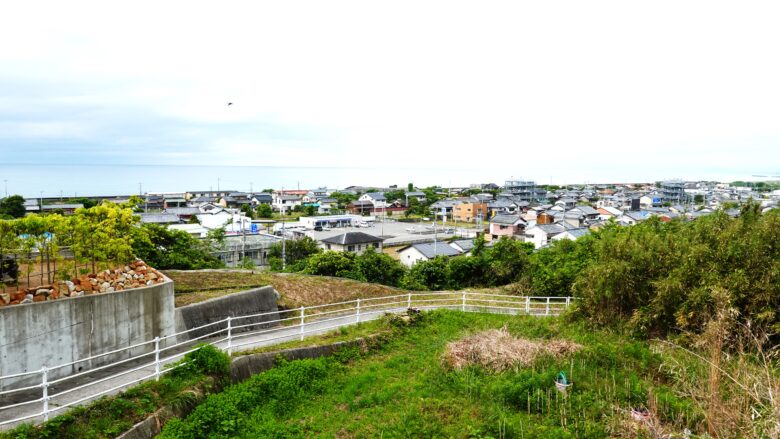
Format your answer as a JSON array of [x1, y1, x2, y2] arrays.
[[173, 286, 280, 341], [0, 279, 175, 388]]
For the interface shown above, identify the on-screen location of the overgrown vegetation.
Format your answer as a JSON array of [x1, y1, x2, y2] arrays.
[[156, 310, 716, 438], [2, 345, 231, 439], [526, 203, 780, 340], [131, 223, 224, 270], [271, 235, 534, 292]]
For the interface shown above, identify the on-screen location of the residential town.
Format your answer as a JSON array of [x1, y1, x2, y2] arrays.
[[7, 178, 778, 269]]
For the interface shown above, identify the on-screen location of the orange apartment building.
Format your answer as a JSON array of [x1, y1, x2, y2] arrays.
[[453, 202, 488, 223]]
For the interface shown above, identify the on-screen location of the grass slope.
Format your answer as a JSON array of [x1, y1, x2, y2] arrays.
[[164, 270, 402, 308], [160, 310, 701, 438]]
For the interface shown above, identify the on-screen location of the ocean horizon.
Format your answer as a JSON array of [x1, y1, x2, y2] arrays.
[[0, 163, 776, 198]]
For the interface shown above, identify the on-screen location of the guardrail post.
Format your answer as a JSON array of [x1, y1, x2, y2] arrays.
[[461, 292, 466, 312], [154, 337, 161, 381], [545, 297, 550, 316], [299, 306, 305, 341], [41, 366, 49, 422], [226, 317, 233, 356], [565, 296, 571, 309], [407, 292, 412, 309], [525, 296, 530, 314], [356, 298, 361, 323]]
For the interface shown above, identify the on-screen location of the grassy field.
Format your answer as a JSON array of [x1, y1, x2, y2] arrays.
[[159, 310, 703, 438], [164, 270, 513, 308]]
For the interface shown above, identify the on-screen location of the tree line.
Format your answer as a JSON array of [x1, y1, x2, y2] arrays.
[[264, 235, 535, 292], [0, 201, 225, 287], [266, 201, 779, 341]]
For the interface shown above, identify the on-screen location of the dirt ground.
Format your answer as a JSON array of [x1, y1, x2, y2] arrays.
[[164, 270, 403, 308]]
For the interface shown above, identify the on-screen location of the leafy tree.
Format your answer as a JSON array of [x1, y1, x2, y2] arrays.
[[303, 204, 317, 216], [401, 256, 450, 291], [69, 202, 136, 272], [268, 236, 321, 271], [407, 197, 421, 215], [446, 255, 488, 289], [385, 190, 406, 204], [482, 238, 533, 286], [256, 204, 273, 219], [65, 197, 98, 209], [407, 183, 414, 192], [330, 192, 358, 209], [693, 194, 704, 204], [205, 227, 226, 251], [353, 246, 406, 286], [0, 195, 26, 218], [187, 215, 201, 224], [304, 251, 356, 277], [529, 236, 595, 297], [240, 204, 255, 219], [574, 208, 780, 339], [0, 220, 20, 279], [131, 224, 224, 270]]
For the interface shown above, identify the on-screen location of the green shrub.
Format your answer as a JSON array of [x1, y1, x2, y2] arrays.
[[173, 344, 231, 379]]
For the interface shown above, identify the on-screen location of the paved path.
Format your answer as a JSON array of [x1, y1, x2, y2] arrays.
[[0, 304, 559, 429]]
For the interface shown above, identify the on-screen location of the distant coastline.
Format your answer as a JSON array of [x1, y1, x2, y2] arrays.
[[0, 163, 774, 198]]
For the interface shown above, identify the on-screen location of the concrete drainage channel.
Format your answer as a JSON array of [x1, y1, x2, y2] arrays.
[[117, 336, 382, 439]]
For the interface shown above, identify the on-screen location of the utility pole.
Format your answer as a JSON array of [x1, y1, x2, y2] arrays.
[[241, 214, 246, 262], [281, 186, 286, 270], [250, 182, 253, 193], [217, 178, 220, 193], [39, 191, 44, 211], [3, 179, 7, 198]]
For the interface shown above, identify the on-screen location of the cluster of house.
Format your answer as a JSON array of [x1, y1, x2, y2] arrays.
[[16, 180, 779, 269], [310, 179, 780, 267]]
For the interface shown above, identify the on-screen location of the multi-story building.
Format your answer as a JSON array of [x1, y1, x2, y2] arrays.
[[661, 180, 686, 204], [453, 202, 488, 223], [503, 180, 535, 202]]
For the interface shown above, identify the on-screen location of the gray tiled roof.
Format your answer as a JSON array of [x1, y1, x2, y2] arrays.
[[449, 239, 474, 252], [139, 213, 181, 224], [320, 232, 383, 245], [165, 207, 201, 215], [364, 192, 386, 201], [408, 243, 461, 259], [531, 223, 565, 234], [490, 213, 524, 225], [571, 205, 599, 216], [562, 228, 591, 239]]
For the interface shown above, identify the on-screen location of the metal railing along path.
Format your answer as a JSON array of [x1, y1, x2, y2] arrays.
[[0, 292, 574, 429]]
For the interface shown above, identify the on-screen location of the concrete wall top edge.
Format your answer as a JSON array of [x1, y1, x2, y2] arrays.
[[0, 277, 174, 312]]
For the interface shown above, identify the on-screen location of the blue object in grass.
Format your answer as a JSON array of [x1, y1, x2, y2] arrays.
[[556, 372, 568, 385]]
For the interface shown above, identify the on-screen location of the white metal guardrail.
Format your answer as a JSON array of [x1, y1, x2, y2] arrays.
[[0, 292, 573, 428]]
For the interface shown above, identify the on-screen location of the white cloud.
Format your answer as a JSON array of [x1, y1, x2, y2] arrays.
[[0, 0, 779, 180]]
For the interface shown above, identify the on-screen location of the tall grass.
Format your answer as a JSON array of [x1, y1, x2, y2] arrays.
[[158, 310, 716, 438]]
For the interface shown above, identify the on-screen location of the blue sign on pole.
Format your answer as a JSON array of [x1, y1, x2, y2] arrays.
[[251, 224, 258, 233]]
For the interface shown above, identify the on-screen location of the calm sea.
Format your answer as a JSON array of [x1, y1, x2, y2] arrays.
[[0, 163, 773, 198]]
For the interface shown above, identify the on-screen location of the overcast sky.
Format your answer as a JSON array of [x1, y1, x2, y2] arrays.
[[1, 1, 779, 180]]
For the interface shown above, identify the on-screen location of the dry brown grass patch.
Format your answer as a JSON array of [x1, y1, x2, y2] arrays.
[[443, 327, 582, 372]]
